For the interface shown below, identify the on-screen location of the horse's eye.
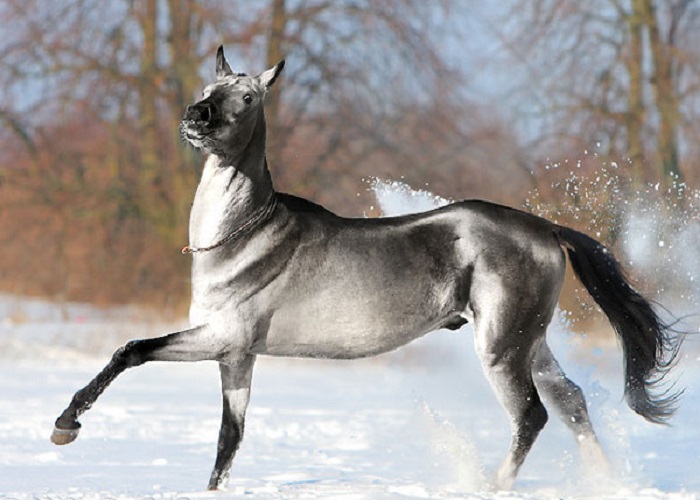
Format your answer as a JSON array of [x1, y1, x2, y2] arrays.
[[243, 94, 253, 104]]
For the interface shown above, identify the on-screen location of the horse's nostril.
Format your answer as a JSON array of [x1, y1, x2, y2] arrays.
[[184, 105, 197, 122], [184, 103, 212, 123], [201, 105, 211, 122]]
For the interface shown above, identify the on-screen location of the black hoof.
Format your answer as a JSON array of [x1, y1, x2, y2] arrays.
[[51, 421, 80, 445]]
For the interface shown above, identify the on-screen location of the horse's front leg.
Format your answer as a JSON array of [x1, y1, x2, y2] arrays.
[[51, 324, 220, 444], [208, 355, 256, 491]]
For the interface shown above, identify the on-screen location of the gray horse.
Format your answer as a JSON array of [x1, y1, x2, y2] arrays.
[[52, 47, 680, 491]]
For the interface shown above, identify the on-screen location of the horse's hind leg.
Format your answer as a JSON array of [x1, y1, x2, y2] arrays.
[[474, 319, 548, 490], [51, 324, 220, 445], [208, 356, 256, 491], [532, 342, 608, 472]]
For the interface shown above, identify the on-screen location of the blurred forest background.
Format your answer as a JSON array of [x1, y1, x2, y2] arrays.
[[0, 0, 699, 317]]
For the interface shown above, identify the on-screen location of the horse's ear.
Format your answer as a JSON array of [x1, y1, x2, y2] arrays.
[[258, 60, 285, 90], [216, 46, 234, 79]]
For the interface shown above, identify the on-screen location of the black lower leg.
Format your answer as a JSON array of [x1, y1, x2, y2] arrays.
[[208, 409, 244, 490], [514, 396, 548, 462], [207, 359, 255, 490], [51, 341, 144, 444], [51, 326, 216, 446], [496, 391, 548, 489]]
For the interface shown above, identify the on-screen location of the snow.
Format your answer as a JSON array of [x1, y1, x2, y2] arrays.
[[1, 182, 700, 499], [2, 321, 699, 500]]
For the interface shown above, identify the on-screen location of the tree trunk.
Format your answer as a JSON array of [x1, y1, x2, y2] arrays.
[[626, 0, 646, 181], [167, 0, 200, 116], [135, 0, 169, 231], [265, 0, 287, 161], [167, 0, 201, 240], [644, 0, 683, 184]]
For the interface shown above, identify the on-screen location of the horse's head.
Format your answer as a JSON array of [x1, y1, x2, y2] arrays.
[[181, 46, 284, 157]]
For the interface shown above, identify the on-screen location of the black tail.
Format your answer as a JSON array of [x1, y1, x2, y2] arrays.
[[556, 225, 682, 424]]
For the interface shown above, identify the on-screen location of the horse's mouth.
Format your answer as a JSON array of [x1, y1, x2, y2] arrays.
[[180, 121, 210, 146]]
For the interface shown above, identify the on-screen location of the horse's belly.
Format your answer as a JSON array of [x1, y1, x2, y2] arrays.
[[257, 295, 440, 359]]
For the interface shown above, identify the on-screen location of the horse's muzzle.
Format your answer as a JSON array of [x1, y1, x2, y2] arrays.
[[184, 102, 215, 124]]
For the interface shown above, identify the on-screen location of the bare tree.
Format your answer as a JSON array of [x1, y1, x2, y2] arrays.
[[0, 0, 509, 307], [496, 0, 700, 186]]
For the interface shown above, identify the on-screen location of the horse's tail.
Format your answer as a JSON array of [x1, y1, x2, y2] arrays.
[[556, 225, 682, 424]]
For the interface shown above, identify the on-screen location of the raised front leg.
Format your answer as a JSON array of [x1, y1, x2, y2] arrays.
[[208, 356, 257, 491], [51, 325, 220, 445]]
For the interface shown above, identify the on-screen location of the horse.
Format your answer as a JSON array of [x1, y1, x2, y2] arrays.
[[51, 46, 681, 491]]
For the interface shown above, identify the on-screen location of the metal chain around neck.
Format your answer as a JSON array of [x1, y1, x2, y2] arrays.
[[181, 193, 278, 255]]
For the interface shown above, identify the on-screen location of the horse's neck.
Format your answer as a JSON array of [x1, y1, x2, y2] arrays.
[[189, 153, 274, 248]]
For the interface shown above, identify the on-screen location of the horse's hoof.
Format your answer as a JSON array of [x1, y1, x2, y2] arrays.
[[51, 425, 80, 445]]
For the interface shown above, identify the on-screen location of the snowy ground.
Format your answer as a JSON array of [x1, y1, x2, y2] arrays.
[[1, 294, 699, 500]]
